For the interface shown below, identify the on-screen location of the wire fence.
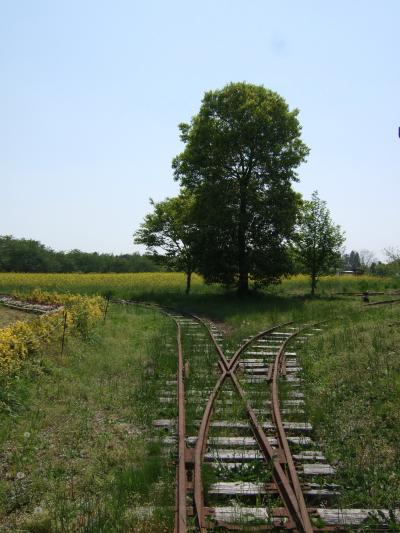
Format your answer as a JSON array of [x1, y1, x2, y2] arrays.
[[0, 294, 106, 372]]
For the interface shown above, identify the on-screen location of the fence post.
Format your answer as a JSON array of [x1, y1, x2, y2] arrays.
[[103, 295, 110, 321], [61, 310, 68, 354]]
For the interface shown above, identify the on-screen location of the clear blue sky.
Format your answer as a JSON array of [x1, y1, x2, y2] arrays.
[[1, 0, 399, 258]]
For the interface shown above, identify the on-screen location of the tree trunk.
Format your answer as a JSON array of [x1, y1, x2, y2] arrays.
[[311, 245, 317, 296], [311, 262, 317, 295], [311, 274, 316, 296], [238, 179, 249, 295], [185, 271, 192, 295], [238, 271, 249, 294]]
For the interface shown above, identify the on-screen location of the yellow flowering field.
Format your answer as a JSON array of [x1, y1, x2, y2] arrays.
[[0, 290, 104, 375], [0, 272, 398, 302], [278, 274, 399, 294], [0, 272, 212, 299]]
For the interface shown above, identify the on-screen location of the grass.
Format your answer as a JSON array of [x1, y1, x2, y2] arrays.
[[0, 304, 176, 532], [0, 305, 34, 328], [1, 273, 400, 530], [299, 305, 400, 509]]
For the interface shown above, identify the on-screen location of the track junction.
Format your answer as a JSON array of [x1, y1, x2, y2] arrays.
[[118, 301, 399, 532]]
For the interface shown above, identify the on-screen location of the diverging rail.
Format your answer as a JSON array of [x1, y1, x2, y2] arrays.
[[192, 321, 317, 532]]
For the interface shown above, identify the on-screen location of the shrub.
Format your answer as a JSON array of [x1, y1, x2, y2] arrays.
[[0, 291, 105, 375]]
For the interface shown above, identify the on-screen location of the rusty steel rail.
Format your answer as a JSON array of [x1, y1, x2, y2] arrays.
[[364, 298, 400, 307], [150, 310, 295, 530], [192, 319, 328, 532], [111, 300, 400, 530], [334, 290, 400, 296], [175, 318, 187, 532], [111, 300, 189, 531], [228, 369, 310, 532], [115, 300, 320, 531], [190, 321, 319, 531], [270, 333, 315, 532], [164, 311, 316, 531]]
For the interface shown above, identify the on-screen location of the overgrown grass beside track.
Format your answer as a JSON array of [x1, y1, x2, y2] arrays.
[[0, 304, 176, 532], [299, 306, 400, 509]]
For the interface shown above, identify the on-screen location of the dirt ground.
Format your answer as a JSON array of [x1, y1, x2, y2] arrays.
[[0, 305, 33, 328]]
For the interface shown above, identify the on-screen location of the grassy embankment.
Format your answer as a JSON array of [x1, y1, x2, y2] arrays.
[[0, 306, 34, 329], [300, 304, 400, 509], [0, 304, 177, 532], [0, 273, 399, 530]]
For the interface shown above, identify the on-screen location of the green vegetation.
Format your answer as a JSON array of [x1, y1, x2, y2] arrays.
[[133, 82, 399, 296], [0, 274, 400, 530], [0, 305, 33, 328], [1, 60, 398, 531], [134, 190, 198, 294], [0, 304, 176, 532], [172, 82, 309, 293], [0, 235, 158, 273], [2, 272, 399, 302], [293, 190, 345, 294], [300, 306, 400, 509]]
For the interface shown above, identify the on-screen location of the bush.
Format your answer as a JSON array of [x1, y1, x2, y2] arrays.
[[0, 291, 105, 375]]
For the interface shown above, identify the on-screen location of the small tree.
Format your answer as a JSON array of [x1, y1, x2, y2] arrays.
[[385, 247, 400, 264], [134, 190, 197, 294], [384, 247, 400, 276], [359, 249, 376, 271], [295, 191, 345, 295], [348, 250, 361, 271]]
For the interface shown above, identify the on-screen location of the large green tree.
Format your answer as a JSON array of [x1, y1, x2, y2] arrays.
[[173, 82, 309, 293], [134, 190, 198, 294], [294, 191, 345, 295]]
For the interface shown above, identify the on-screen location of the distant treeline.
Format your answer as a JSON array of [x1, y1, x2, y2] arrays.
[[0, 236, 160, 273]]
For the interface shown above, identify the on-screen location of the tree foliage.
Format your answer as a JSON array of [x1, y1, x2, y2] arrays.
[[383, 247, 400, 275], [133, 190, 198, 293], [173, 82, 309, 293], [294, 191, 345, 294], [341, 249, 377, 272], [385, 247, 400, 264], [0, 236, 157, 273], [342, 250, 361, 271], [359, 249, 377, 270]]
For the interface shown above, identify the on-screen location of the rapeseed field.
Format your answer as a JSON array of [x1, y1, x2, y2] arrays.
[[0, 272, 206, 298], [0, 272, 396, 300]]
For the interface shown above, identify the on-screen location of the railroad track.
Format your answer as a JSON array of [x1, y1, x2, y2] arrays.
[[0, 294, 60, 314], [117, 301, 399, 531], [162, 314, 334, 531]]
